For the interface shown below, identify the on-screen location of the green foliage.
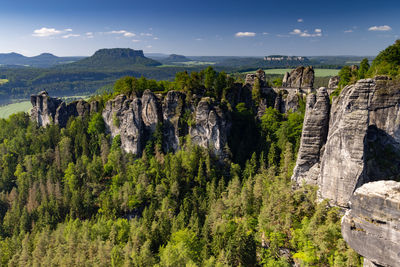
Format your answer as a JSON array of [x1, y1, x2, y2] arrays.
[[252, 78, 261, 105], [358, 58, 370, 79], [0, 71, 362, 266], [369, 39, 400, 77]]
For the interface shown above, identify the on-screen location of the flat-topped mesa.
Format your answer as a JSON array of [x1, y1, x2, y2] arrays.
[[282, 66, 314, 90], [342, 181, 400, 267]]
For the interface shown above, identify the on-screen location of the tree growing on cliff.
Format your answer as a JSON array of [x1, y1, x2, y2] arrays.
[[358, 58, 370, 79]]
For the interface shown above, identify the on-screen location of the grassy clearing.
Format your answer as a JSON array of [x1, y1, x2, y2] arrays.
[[0, 101, 32, 119], [0, 79, 9, 85], [242, 68, 339, 77]]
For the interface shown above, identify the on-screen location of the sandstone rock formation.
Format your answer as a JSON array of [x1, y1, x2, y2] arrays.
[[102, 95, 144, 154], [31, 91, 63, 127], [292, 77, 400, 207], [189, 98, 229, 157], [31, 91, 95, 127], [292, 87, 330, 185], [282, 66, 314, 88], [274, 90, 304, 114], [245, 69, 266, 86], [328, 76, 340, 89], [342, 181, 400, 267]]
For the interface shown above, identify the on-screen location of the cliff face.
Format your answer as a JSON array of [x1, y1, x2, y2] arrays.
[[30, 91, 95, 127], [292, 77, 400, 207], [282, 66, 314, 88], [342, 181, 400, 267], [291, 87, 330, 185]]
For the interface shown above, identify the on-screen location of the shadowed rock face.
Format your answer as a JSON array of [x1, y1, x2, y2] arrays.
[[31, 91, 95, 127], [342, 181, 400, 267], [291, 87, 330, 185], [31, 91, 63, 127], [292, 78, 400, 207], [282, 66, 314, 88], [328, 76, 340, 89]]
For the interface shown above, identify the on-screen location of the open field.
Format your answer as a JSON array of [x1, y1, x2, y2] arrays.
[[242, 68, 339, 77], [0, 101, 32, 119], [0, 79, 9, 85]]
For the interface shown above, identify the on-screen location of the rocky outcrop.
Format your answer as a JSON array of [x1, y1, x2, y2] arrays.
[[328, 76, 340, 89], [190, 98, 229, 157], [162, 91, 186, 153], [282, 66, 314, 88], [245, 69, 266, 86], [141, 89, 162, 133], [31, 91, 63, 127], [291, 87, 330, 185], [342, 181, 400, 267], [274, 90, 304, 114], [292, 77, 400, 207], [31, 91, 95, 127], [102, 95, 144, 154]]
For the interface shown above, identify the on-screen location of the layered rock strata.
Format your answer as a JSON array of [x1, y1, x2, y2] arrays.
[[342, 181, 400, 267], [282, 66, 314, 88]]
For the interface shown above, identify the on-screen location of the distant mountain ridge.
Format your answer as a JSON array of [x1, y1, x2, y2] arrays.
[[69, 48, 161, 69], [0, 52, 83, 67]]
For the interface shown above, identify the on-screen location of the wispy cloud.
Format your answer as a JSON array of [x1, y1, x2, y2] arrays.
[[108, 30, 136, 37], [146, 45, 152, 49], [290, 28, 322, 37], [262, 32, 269, 35], [297, 18, 303, 22], [32, 27, 64, 37], [153, 37, 159, 40], [62, 34, 80, 39], [195, 38, 203, 41], [344, 29, 353, 33], [141, 33, 153, 37], [132, 39, 141, 43], [86, 32, 94, 38], [368, 25, 392, 31], [235, 32, 256, 37]]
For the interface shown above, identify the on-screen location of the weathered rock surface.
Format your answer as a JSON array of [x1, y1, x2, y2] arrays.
[[162, 91, 186, 153], [141, 89, 162, 133], [190, 98, 229, 157], [31, 91, 94, 127], [31, 91, 63, 127], [282, 66, 314, 88], [292, 78, 400, 207], [328, 76, 340, 89], [274, 90, 304, 114], [245, 69, 266, 86], [102, 95, 144, 154], [291, 87, 330, 185], [342, 181, 400, 267]]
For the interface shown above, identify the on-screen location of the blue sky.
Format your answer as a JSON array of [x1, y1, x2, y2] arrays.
[[0, 0, 399, 56]]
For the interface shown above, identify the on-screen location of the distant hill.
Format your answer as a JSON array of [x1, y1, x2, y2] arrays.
[[70, 48, 161, 70], [165, 54, 191, 62], [0, 52, 83, 67]]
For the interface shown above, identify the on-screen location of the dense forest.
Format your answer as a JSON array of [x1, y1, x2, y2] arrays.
[[0, 62, 364, 266]]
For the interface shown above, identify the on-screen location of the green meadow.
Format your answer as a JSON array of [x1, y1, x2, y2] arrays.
[[0, 101, 32, 119]]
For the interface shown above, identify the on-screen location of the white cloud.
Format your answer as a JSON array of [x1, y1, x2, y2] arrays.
[[65, 28, 73, 32], [153, 37, 159, 40], [297, 18, 303, 22], [132, 39, 141, 43], [62, 34, 80, 39], [195, 38, 203, 41], [368, 25, 392, 31], [32, 27, 63, 37], [141, 33, 153, 37], [108, 30, 136, 37], [290, 28, 322, 37], [146, 45, 152, 48], [262, 32, 269, 35], [344, 29, 353, 33], [235, 32, 256, 37], [86, 32, 94, 38]]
